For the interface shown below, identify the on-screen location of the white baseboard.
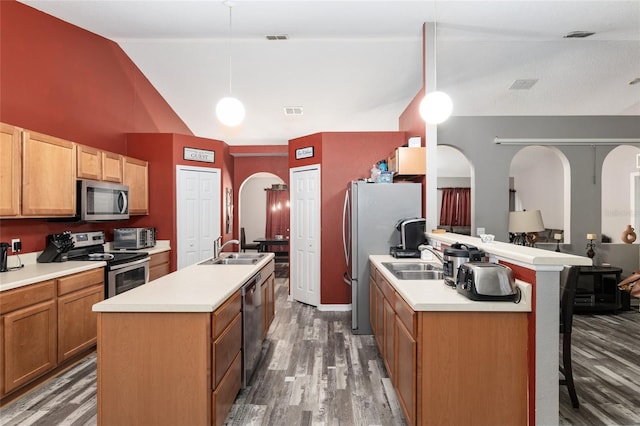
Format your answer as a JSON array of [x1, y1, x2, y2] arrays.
[[317, 304, 352, 312]]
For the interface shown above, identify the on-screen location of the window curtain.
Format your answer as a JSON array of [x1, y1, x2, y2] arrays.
[[265, 189, 290, 252], [439, 188, 471, 226]]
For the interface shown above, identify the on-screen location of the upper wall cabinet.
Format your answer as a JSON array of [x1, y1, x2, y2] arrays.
[[123, 156, 149, 215], [22, 130, 76, 217], [77, 145, 123, 183], [388, 147, 426, 177], [0, 123, 22, 216]]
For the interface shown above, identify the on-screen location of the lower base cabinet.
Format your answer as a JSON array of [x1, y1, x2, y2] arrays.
[[370, 263, 528, 426], [149, 251, 171, 282]]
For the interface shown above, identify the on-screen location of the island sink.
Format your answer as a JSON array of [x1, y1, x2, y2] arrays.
[[382, 262, 443, 280], [198, 252, 266, 265]]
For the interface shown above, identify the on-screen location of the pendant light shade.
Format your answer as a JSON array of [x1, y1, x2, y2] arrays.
[[216, 96, 245, 127], [216, 1, 244, 127], [419, 91, 453, 124]]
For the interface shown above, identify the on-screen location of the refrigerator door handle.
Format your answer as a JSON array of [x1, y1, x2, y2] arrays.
[[342, 188, 351, 269]]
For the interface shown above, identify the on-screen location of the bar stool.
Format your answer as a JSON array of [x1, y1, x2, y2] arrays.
[[560, 265, 580, 408], [240, 227, 259, 252]]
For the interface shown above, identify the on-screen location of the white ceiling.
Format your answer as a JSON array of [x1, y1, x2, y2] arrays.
[[19, 1, 640, 146]]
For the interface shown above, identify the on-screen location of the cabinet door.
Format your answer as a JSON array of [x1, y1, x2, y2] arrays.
[[395, 318, 416, 426], [374, 282, 384, 351], [369, 277, 377, 337], [383, 297, 395, 380], [149, 251, 171, 282], [102, 151, 123, 183], [0, 123, 21, 216], [3, 300, 57, 393], [77, 145, 102, 180], [22, 130, 76, 216], [123, 156, 149, 215], [58, 284, 104, 362]]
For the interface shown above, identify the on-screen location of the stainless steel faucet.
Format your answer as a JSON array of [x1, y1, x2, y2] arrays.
[[213, 237, 240, 259], [418, 244, 444, 266]]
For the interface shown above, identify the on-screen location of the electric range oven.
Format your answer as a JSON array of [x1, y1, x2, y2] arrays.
[[67, 230, 150, 298]]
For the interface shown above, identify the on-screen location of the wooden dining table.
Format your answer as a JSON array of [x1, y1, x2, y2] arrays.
[[253, 237, 289, 253]]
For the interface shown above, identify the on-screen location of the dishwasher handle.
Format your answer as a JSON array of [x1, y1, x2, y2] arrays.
[[241, 271, 262, 295]]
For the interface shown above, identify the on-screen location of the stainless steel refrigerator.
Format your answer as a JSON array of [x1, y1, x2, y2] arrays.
[[342, 181, 422, 334]]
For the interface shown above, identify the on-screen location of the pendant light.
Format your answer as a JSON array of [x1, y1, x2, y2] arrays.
[[419, 2, 452, 124], [216, 1, 245, 127]]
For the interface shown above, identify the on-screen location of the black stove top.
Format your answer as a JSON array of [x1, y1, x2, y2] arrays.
[[70, 250, 149, 266]]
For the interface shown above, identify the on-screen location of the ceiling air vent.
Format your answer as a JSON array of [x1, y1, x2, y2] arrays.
[[563, 31, 595, 38], [284, 106, 303, 116], [265, 34, 288, 41], [509, 79, 538, 90], [629, 77, 640, 86]]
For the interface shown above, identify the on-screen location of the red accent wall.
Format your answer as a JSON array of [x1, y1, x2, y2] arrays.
[[0, 1, 192, 253], [289, 132, 409, 305]]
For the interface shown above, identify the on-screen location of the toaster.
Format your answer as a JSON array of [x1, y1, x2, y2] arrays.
[[455, 262, 519, 302]]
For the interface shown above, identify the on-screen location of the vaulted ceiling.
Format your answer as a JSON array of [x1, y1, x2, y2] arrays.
[[19, 1, 640, 145]]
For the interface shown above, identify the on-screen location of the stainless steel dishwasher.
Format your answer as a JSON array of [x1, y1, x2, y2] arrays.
[[241, 271, 263, 388]]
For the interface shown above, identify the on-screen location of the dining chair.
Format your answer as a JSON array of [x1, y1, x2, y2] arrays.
[[240, 227, 259, 252], [559, 265, 580, 408]]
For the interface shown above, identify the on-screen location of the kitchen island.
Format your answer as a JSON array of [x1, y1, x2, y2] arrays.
[[92, 253, 275, 426], [370, 255, 532, 426], [423, 232, 592, 426]]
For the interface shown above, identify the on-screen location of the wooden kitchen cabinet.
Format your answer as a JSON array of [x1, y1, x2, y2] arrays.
[[57, 268, 104, 362], [395, 313, 417, 426], [0, 123, 22, 217], [149, 251, 171, 282], [1, 280, 57, 395], [260, 261, 276, 339], [22, 130, 76, 217], [101, 151, 123, 183], [387, 147, 425, 177], [123, 156, 149, 215], [76, 145, 102, 181]]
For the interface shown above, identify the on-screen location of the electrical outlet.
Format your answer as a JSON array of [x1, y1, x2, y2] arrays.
[[11, 238, 21, 253]]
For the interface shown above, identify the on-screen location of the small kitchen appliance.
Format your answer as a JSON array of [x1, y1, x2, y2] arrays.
[[390, 217, 426, 258], [113, 227, 156, 250], [443, 243, 485, 287], [75, 179, 130, 222], [0, 242, 9, 272], [455, 262, 519, 302]]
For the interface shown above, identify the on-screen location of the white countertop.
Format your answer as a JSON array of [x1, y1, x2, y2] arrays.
[[0, 241, 171, 293], [93, 253, 275, 313], [425, 232, 592, 267], [370, 255, 532, 312]]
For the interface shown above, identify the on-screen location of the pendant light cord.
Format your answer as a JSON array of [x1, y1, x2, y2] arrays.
[[227, 4, 234, 96]]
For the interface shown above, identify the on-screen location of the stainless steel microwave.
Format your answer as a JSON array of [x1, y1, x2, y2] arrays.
[[77, 179, 129, 221]]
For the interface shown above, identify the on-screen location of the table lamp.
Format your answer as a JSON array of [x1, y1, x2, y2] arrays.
[[554, 233, 563, 252], [508, 210, 545, 246], [586, 233, 597, 258]]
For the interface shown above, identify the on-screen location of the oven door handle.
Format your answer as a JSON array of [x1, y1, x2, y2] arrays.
[[109, 257, 150, 271]]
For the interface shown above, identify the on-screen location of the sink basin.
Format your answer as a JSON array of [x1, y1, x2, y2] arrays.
[[382, 262, 444, 280], [393, 270, 444, 280], [198, 252, 267, 265]]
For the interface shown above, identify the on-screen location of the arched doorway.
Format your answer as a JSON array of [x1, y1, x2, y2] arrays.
[[509, 146, 570, 243], [238, 172, 286, 247], [436, 145, 474, 234]]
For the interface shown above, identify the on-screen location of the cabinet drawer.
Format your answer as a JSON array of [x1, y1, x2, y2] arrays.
[[395, 294, 416, 337], [149, 251, 170, 267], [212, 291, 241, 339], [0, 280, 55, 314], [378, 274, 395, 304], [213, 352, 242, 426], [57, 268, 104, 296], [213, 312, 242, 388]]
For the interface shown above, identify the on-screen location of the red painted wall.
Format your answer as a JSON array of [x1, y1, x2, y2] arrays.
[[0, 2, 193, 253], [290, 132, 409, 305]]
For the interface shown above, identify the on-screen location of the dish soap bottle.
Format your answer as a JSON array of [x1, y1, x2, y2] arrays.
[[370, 163, 381, 182]]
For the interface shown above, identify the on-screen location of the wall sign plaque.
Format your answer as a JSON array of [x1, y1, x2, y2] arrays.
[[184, 147, 214, 163], [295, 146, 314, 160]]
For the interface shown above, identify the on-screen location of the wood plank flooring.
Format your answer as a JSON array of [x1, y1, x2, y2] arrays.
[[1, 268, 639, 425]]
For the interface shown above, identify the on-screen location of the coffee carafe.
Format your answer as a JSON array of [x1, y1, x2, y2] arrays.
[[0, 242, 9, 272]]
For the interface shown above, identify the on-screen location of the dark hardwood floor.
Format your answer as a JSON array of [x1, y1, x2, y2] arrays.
[[1, 268, 639, 425]]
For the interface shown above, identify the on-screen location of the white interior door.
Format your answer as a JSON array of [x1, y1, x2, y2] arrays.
[[290, 165, 321, 306], [176, 166, 221, 269]]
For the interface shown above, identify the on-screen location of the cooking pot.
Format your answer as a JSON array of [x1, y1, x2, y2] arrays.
[[443, 243, 485, 287]]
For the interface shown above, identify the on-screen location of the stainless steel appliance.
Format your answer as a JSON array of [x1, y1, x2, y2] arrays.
[[443, 243, 485, 287], [342, 181, 422, 335], [64, 230, 149, 298], [241, 271, 263, 387], [113, 227, 156, 249], [76, 179, 129, 221], [390, 217, 426, 258], [455, 262, 520, 302]]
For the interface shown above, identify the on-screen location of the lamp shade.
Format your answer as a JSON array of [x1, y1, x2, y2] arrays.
[[508, 210, 545, 233], [419, 91, 453, 124]]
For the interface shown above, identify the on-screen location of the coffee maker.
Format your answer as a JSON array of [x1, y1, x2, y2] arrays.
[[390, 218, 427, 258], [0, 242, 9, 272]]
